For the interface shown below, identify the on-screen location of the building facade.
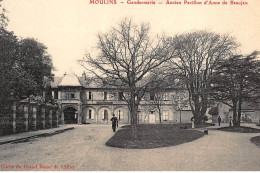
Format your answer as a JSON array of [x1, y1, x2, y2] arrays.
[[209, 99, 260, 124], [51, 73, 193, 125]]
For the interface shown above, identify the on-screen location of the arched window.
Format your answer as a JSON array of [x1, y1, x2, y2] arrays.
[[90, 109, 95, 120], [104, 110, 108, 120], [118, 110, 123, 120], [88, 110, 92, 119]]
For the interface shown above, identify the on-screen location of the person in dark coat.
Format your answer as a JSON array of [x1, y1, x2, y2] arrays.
[[229, 116, 232, 127], [218, 116, 221, 126], [111, 113, 118, 132]]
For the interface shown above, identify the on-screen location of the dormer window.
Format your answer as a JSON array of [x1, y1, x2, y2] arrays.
[[65, 92, 76, 99], [66, 93, 70, 99]]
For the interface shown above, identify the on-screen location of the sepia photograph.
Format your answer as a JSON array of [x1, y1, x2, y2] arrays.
[[0, 0, 260, 171]]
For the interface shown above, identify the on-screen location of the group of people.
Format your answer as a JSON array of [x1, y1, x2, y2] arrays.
[[218, 116, 233, 126]]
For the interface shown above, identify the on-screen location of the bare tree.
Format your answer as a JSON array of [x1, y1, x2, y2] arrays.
[[172, 89, 189, 123], [140, 87, 165, 124], [168, 31, 238, 125], [79, 18, 173, 137], [141, 102, 154, 124], [210, 51, 260, 126], [152, 89, 165, 123]]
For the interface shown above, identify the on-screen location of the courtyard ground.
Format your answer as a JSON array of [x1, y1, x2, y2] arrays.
[[0, 124, 259, 171]]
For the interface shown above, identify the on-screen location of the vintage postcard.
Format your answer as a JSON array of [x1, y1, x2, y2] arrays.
[[0, 0, 260, 171]]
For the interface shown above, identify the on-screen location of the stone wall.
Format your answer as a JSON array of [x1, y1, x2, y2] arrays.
[[0, 98, 60, 136]]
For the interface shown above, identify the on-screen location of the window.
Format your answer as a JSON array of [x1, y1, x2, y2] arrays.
[[104, 92, 107, 100], [103, 110, 108, 120], [54, 91, 58, 99], [118, 110, 123, 120], [65, 92, 75, 99], [89, 92, 92, 100], [89, 110, 92, 119], [162, 93, 169, 100], [118, 92, 123, 100], [150, 92, 155, 100], [162, 111, 169, 121]]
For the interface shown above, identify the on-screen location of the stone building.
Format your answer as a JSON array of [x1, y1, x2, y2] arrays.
[[51, 73, 193, 125], [210, 100, 260, 124]]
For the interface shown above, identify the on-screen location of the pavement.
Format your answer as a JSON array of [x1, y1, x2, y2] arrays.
[[204, 122, 260, 130], [1, 122, 258, 145], [0, 123, 259, 171], [0, 125, 75, 145]]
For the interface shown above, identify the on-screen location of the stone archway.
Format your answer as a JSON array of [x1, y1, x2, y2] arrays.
[[97, 106, 112, 124], [63, 107, 78, 124], [113, 106, 128, 123], [82, 106, 97, 124]]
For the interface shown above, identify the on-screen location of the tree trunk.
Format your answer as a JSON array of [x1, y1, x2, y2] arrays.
[[133, 108, 137, 135], [179, 110, 182, 124], [232, 101, 237, 126], [193, 104, 205, 125], [129, 84, 138, 139], [191, 94, 208, 125], [237, 98, 242, 126], [233, 108, 237, 126], [130, 104, 138, 139], [194, 113, 204, 125], [159, 109, 162, 123]]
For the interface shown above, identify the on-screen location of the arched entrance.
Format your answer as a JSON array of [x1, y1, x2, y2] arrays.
[[63, 107, 78, 124]]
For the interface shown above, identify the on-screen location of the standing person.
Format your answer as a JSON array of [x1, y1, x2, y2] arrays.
[[218, 116, 221, 126], [191, 117, 195, 129], [111, 113, 118, 132], [229, 116, 233, 127]]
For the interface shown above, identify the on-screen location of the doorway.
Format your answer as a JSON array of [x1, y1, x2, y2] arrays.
[[63, 107, 77, 124]]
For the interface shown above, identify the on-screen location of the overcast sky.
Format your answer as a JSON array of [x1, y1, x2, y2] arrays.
[[2, 0, 260, 77]]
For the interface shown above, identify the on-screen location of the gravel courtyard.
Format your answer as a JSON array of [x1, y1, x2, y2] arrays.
[[0, 124, 259, 171]]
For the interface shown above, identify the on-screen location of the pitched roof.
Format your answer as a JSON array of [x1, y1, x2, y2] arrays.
[[51, 73, 184, 90], [51, 73, 82, 87], [59, 73, 81, 87], [51, 77, 63, 88]]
